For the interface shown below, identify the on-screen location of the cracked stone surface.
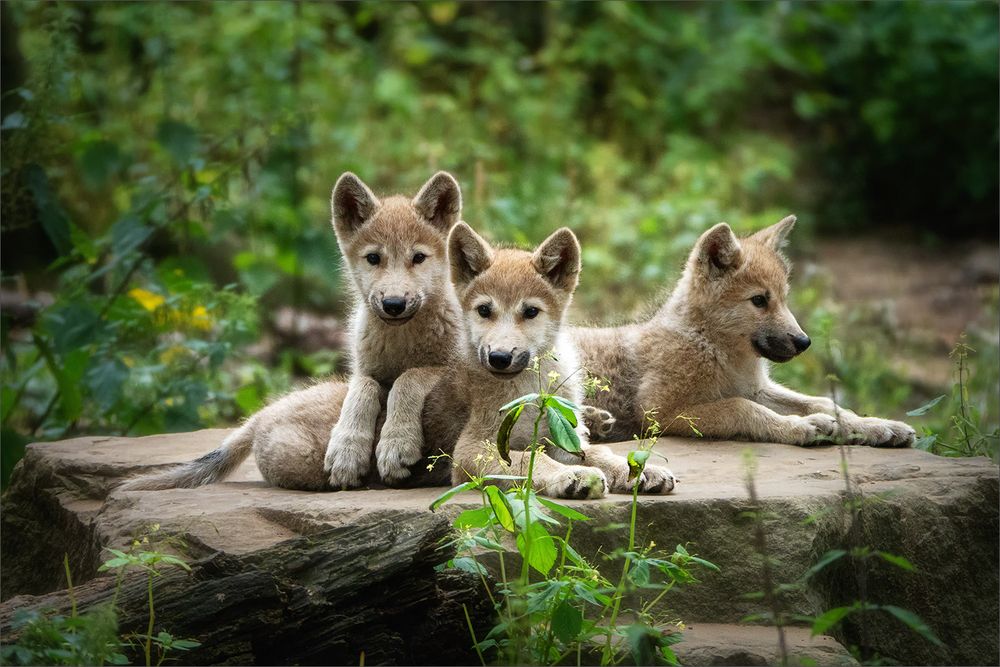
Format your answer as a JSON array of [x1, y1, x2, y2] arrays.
[[1, 430, 997, 665]]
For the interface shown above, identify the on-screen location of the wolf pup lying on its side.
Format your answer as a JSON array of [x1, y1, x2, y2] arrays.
[[121, 171, 465, 491], [576, 216, 915, 447]]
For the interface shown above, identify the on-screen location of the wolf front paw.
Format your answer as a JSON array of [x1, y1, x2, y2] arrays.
[[581, 405, 617, 440], [639, 464, 676, 494], [324, 428, 372, 489], [839, 416, 915, 447], [376, 429, 424, 484], [785, 413, 838, 445], [539, 466, 608, 500]]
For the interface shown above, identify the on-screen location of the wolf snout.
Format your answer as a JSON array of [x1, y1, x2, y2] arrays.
[[791, 333, 811, 353], [488, 350, 513, 370], [381, 296, 407, 317], [483, 348, 531, 375]]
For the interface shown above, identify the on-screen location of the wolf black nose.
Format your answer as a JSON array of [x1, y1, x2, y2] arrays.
[[382, 297, 407, 317], [791, 334, 811, 352], [488, 350, 513, 370]]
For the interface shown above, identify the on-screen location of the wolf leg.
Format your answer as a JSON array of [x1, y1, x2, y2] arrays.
[[581, 405, 617, 440], [324, 374, 385, 488], [665, 397, 838, 446], [757, 382, 915, 447], [376, 366, 446, 484]]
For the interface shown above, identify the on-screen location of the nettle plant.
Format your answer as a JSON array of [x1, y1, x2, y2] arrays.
[[431, 360, 717, 666]]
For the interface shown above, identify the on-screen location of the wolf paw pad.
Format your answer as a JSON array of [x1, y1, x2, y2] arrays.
[[582, 405, 616, 440], [376, 429, 424, 484], [544, 466, 608, 500]]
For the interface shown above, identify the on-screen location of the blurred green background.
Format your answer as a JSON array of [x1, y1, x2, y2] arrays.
[[1, 1, 997, 485]]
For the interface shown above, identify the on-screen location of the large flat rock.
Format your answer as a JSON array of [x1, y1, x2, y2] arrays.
[[2, 430, 997, 665]]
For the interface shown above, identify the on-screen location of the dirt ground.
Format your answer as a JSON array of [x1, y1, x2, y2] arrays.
[[805, 235, 999, 387]]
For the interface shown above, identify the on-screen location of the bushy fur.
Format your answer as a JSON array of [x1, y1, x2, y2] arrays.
[[575, 216, 916, 447]]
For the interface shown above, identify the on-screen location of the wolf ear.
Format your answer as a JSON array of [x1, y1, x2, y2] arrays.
[[694, 223, 742, 278], [533, 227, 581, 292], [331, 172, 380, 238], [751, 215, 797, 250], [448, 222, 493, 286], [413, 171, 462, 233]]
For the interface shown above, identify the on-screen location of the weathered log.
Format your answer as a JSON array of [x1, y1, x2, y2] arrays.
[[0, 514, 493, 666]]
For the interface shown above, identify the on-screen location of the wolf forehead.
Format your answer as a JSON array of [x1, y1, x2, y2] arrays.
[[345, 196, 448, 250], [459, 249, 564, 310], [732, 239, 792, 294]]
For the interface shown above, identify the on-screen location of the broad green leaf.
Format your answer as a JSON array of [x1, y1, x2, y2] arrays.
[[449, 557, 488, 576], [547, 395, 579, 427], [874, 551, 915, 572], [496, 403, 524, 464], [551, 600, 583, 643], [629, 559, 651, 586], [157, 119, 199, 164], [879, 605, 944, 647], [907, 394, 946, 417], [801, 549, 847, 580], [486, 485, 516, 532], [24, 164, 71, 255], [453, 506, 493, 529], [516, 521, 557, 575], [811, 605, 857, 635], [546, 406, 581, 454], [110, 214, 153, 258], [498, 393, 539, 413], [627, 449, 650, 480], [234, 384, 263, 415], [536, 496, 590, 521], [79, 139, 122, 189], [85, 357, 130, 411], [429, 481, 476, 510]]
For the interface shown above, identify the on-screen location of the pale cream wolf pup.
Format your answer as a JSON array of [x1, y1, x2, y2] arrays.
[[430, 223, 676, 498], [121, 171, 464, 491], [323, 170, 464, 488], [575, 216, 916, 447]]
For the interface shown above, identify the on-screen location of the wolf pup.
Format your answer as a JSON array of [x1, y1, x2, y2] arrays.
[[426, 223, 676, 498], [575, 216, 916, 447], [121, 171, 465, 491]]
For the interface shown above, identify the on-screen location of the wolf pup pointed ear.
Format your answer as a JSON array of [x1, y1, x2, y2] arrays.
[[750, 215, 797, 251], [331, 172, 380, 239], [413, 171, 462, 233], [448, 222, 493, 286], [694, 222, 743, 278], [533, 227, 581, 291]]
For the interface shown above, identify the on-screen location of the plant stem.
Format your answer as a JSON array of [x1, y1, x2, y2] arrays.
[[63, 553, 77, 617], [145, 571, 155, 667], [602, 474, 642, 664], [464, 603, 487, 667]]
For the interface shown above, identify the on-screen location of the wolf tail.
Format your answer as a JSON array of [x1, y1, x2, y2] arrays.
[[118, 418, 257, 491]]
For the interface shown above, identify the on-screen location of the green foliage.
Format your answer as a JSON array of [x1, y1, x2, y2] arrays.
[[433, 363, 715, 665], [0, 1, 995, 483], [0, 606, 127, 667]]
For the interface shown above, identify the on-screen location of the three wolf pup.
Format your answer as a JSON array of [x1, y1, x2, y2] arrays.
[[122, 171, 914, 495]]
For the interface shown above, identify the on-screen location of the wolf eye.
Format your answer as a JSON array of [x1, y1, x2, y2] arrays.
[[476, 304, 492, 318], [365, 253, 381, 266], [750, 295, 768, 308], [412, 253, 427, 265], [523, 306, 540, 319]]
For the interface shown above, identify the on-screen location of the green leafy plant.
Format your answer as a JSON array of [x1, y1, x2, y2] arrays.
[[97, 525, 201, 667], [431, 360, 716, 665], [910, 334, 999, 461], [0, 556, 127, 666]]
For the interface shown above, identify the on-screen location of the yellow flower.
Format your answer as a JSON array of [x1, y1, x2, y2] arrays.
[[159, 345, 189, 365], [128, 288, 165, 311], [189, 305, 212, 331]]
